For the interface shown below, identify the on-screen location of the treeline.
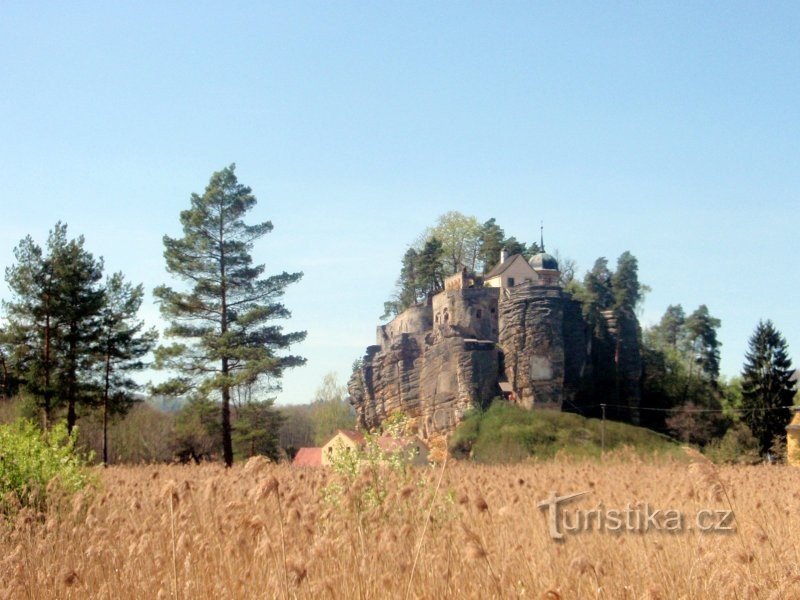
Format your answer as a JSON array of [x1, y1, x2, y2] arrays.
[[0, 223, 157, 464], [570, 264, 796, 460], [643, 307, 796, 460], [0, 369, 354, 465], [0, 165, 308, 466]]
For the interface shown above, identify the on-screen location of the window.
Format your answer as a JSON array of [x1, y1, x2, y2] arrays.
[[508, 277, 515, 287], [476, 309, 482, 319]]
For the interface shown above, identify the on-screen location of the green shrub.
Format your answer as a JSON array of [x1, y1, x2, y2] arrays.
[[0, 420, 94, 515], [704, 423, 761, 465], [450, 400, 682, 463]]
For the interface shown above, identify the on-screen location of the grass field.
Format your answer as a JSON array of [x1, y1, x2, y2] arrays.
[[2, 453, 799, 599]]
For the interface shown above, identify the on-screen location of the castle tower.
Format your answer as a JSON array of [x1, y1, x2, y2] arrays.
[[528, 225, 561, 286]]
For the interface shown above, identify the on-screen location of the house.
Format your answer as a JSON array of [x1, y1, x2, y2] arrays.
[[374, 435, 430, 465], [292, 447, 322, 467], [321, 429, 429, 466], [484, 251, 539, 289], [321, 430, 365, 465], [787, 407, 800, 466]]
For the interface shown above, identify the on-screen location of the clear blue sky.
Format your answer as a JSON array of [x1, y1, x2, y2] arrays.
[[1, 2, 797, 405]]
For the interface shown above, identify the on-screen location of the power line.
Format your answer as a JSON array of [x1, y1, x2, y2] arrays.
[[571, 402, 794, 414]]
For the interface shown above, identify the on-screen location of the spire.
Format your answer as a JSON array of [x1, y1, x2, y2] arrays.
[[540, 222, 545, 253]]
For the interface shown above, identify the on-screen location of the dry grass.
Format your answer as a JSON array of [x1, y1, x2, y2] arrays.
[[2, 453, 800, 599]]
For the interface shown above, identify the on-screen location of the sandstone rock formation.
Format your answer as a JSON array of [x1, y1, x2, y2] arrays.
[[349, 255, 643, 437]]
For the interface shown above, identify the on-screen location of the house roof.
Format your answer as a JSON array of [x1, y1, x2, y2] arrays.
[[329, 429, 366, 445], [529, 251, 559, 271], [322, 429, 428, 453], [292, 447, 322, 467], [484, 253, 536, 279]]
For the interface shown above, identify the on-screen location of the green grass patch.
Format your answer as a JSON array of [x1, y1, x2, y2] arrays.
[[450, 400, 682, 463]]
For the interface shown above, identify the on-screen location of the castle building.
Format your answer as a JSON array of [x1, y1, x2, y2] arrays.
[[348, 236, 642, 438]]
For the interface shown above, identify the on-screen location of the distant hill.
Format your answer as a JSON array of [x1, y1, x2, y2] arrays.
[[450, 401, 682, 462]]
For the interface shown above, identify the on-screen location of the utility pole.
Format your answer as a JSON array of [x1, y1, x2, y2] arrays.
[[600, 403, 607, 456]]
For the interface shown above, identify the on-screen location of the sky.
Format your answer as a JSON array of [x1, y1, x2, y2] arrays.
[[0, 2, 797, 405]]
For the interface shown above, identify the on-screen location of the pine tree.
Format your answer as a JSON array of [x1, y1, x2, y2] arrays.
[[740, 320, 796, 456], [4, 232, 59, 424], [51, 227, 105, 433], [96, 273, 158, 465], [652, 304, 686, 351], [4, 223, 104, 430], [501, 236, 527, 260], [685, 305, 721, 383], [477, 218, 505, 273], [611, 251, 642, 312], [0, 326, 14, 399], [382, 247, 419, 319], [579, 257, 614, 321], [415, 237, 445, 299], [153, 164, 306, 466], [233, 400, 285, 461]]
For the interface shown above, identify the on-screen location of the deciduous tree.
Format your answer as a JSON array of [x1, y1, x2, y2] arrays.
[[309, 372, 354, 445], [430, 211, 482, 275]]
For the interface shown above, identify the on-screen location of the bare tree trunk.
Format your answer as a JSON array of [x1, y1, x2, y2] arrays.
[[103, 352, 111, 466], [43, 313, 52, 429], [219, 204, 234, 468], [222, 370, 233, 467]]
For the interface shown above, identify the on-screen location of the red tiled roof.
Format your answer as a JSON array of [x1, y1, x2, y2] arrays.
[[292, 447, 322, 467]]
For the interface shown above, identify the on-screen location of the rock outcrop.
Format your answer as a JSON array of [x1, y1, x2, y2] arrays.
[[348, 291, 501, 437], [349, 263, 643, 437]]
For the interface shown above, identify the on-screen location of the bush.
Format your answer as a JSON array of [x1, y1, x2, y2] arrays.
[[450, 400, 682, 463], [704, 423, 761, 465], [0, 420, 94, 515]]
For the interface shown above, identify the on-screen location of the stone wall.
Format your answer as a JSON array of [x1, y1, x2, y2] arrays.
[[432, 287, 500, 341]]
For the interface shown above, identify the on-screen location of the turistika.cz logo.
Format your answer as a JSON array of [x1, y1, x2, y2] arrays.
[[537, 491, 735, 540]]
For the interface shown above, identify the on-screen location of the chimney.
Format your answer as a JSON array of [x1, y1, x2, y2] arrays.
[[500, 248, 507, 264]]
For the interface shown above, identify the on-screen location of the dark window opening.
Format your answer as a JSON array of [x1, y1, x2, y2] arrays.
[[508, 277, 515, 287], [476, 309, 482, 319]]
